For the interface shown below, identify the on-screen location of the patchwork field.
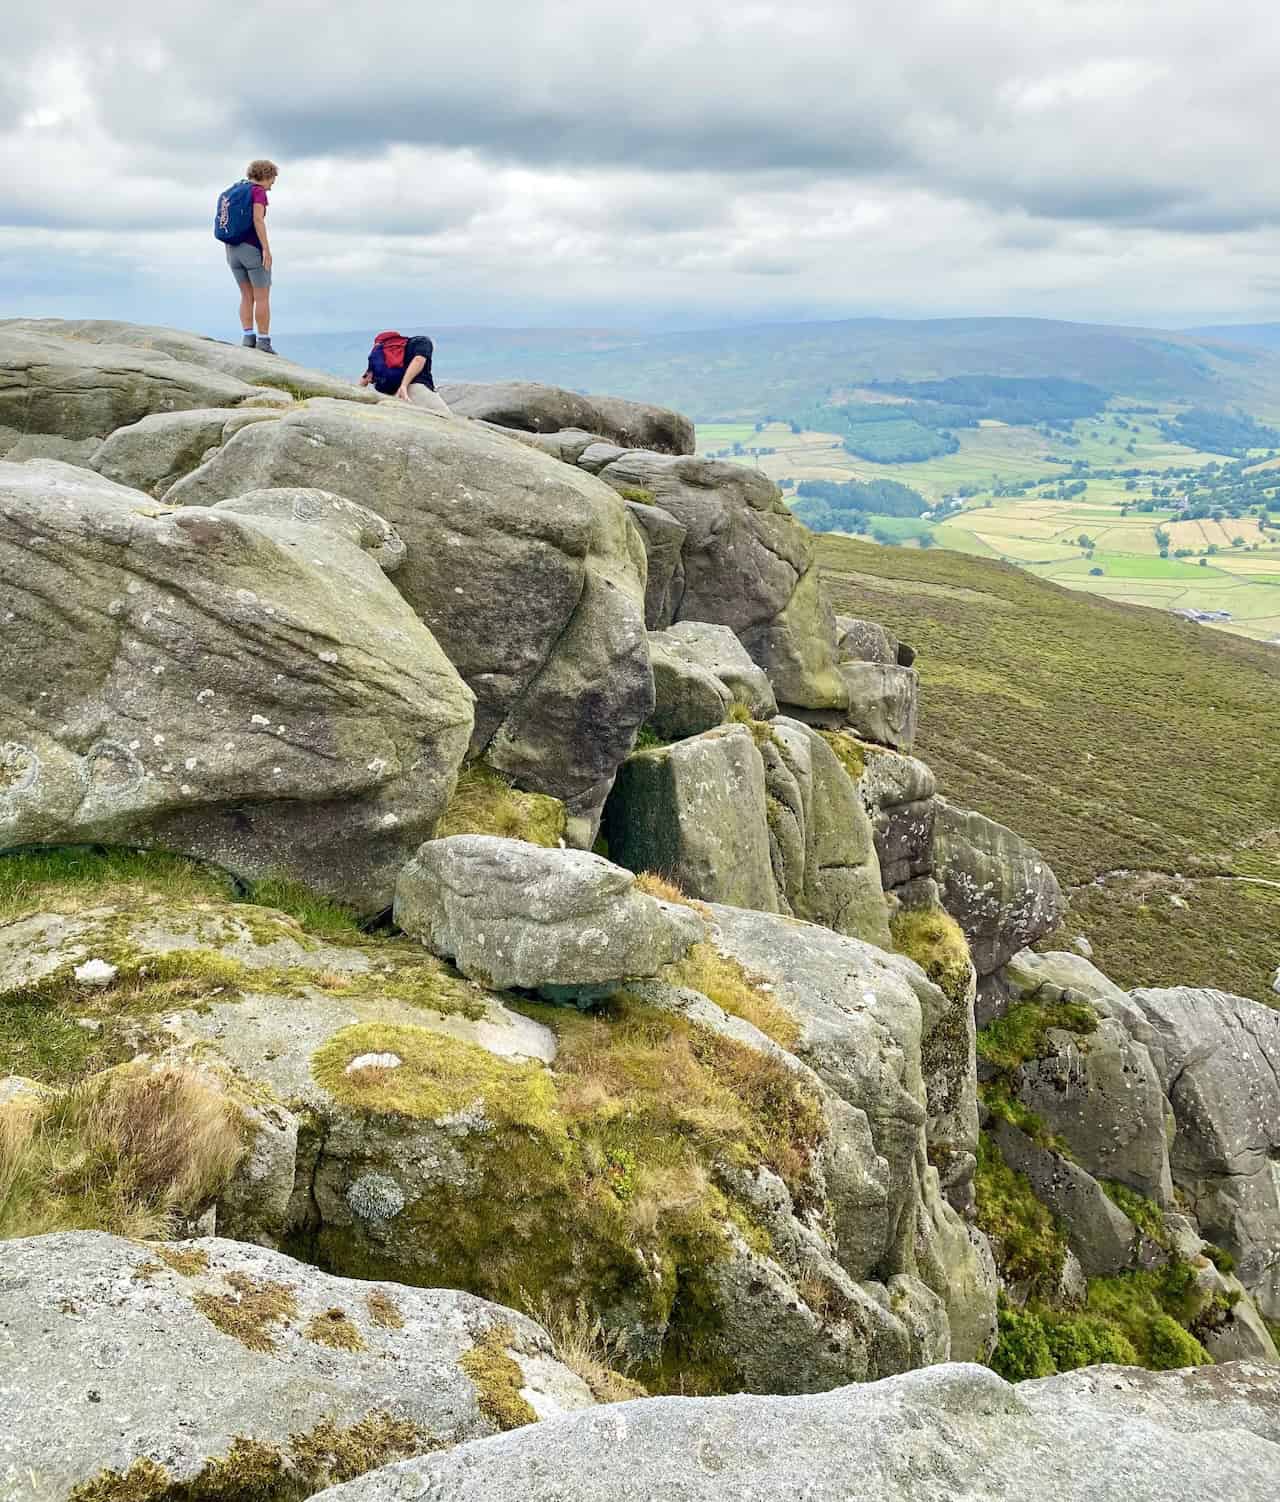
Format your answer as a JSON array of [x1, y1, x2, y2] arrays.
[[699, 415, 1280, 644]]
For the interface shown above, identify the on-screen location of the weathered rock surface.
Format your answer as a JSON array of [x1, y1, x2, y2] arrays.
[[394, 836, 704, 995], [932, 800, 1065, 975], [706, 903, 996, 1357], [604, 725, 779, 913], [858, 745, 937, 891], [759, 718, 891, 945], [1123, 986, 1280, 1320], [0, 326, 265, 441], [0, 1232, 592, 1502], [88, 407, 283, 495], [314, 1360, 1280, 1502], [835, 614, 915, 668], [2, 318, 377, 405], [165, 399, 651, 827], [998, 950, 1173, 1203], [0, 461, 473, 910], [838, 661, 919, 752], [655, 621, 777, 719], [646, 637, 733, 740], [440, 380, 695, 454], [624, 500, 686, 629], [989, 1120, 1138, 1277], [214, 488, 408, 573], [592, 451, 847, 711]]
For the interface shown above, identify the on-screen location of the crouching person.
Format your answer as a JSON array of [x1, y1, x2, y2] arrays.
[[361, 331, 452, 415]]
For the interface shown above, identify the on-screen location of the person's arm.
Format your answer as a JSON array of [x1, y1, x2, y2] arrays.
[[254, 202, 271, 270], [397, 355, 427, 399]]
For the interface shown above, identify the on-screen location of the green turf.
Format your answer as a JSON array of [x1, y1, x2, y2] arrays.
[[817, 534, 1280, 1004]]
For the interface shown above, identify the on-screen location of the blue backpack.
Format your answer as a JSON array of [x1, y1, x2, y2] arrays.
[[214, 180, 255, 243]]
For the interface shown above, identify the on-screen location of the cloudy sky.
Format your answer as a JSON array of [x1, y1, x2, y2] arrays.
[[2, 1, 1277, 335]]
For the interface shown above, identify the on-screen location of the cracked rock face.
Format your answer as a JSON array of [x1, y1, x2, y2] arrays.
[[931, 799, 1065, 976], [315, 1361, 1280, 1502], [439, 379, 695, 455], [0, 460, 473, 911], [0, 1232, 593, 1502], [1122, 986, 1280, 1320], [394, 836, 705, 995], [592, 451, 848, 712], [164, 399, 653, 829]]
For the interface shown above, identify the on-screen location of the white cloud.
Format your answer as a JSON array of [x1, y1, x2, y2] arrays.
[[1, 0, 1278, 331]]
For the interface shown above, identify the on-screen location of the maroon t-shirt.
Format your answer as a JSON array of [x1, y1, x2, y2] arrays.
[[236, 183, 269, 250]]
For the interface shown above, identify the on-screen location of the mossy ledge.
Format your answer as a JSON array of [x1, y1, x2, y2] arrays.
[[890, 904, 972, 1005], [66, 1412, 424, 1502], [294, 995, 826, 1395]]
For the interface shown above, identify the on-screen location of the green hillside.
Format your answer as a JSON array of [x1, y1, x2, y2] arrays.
[[288, 316, 1280, 424], [817, 534, 1280, 1003]]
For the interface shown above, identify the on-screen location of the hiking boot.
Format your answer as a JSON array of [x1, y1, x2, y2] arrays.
[[256, 337, 278, 355], [241, 333, 257, 349]]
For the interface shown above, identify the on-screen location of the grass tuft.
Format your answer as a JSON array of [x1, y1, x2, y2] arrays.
[[0, 1066, 245, 1240], [435, 763, 566, 847], [890, 904, 972, 1004], [666, 941, 799, 1050]]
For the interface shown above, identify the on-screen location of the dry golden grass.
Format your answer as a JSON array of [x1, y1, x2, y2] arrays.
[[667, 942, 800, 1050], [634, 871, 692, 906], [436, 763, 566, 847], [522, 1291, 648, 1404], [0, 1066, 246, 1240]]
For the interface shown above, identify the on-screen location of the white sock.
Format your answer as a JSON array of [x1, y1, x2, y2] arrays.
[[243, 327, 253, 336]]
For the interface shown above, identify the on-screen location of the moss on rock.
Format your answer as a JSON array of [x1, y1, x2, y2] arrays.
[[890, 904, 972, 1005], [817, 730, 867, 783], [67, 1412, 423, 1502], [459, 1323, 538, 1431], [191, 1272, 299, 1354], [974, 1130, 1068, 1297], [977, 998, 1098, 1074], [310, 1024, 562, 1132], [297, 995, 826, 1396], [665, 941, 800, 1049]]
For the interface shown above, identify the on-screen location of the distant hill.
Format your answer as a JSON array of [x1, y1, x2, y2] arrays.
[[1185, 323, 1280, 352], [289, 316, 1280, 424], [817, 533, 1280, 1004]]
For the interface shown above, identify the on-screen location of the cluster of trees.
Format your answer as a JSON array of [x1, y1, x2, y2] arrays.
[[790, 477, 932, 539], [780, 375, 1111, 466], [869, 375, 1110, 428], [1159, 407, 1280, 457]]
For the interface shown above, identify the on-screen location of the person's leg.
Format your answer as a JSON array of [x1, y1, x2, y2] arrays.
[[227, 247, 255, 344], [245, 254, 274, 352], [406, 384, 452, 417]]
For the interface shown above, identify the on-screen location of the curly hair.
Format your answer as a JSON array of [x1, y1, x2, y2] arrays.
[[246, 158, 279, 183]]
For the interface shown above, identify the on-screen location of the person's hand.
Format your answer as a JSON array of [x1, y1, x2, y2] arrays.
[[358, 371, 372, 387], [262, 250, 272, 271], [397, 386, 412, 401]]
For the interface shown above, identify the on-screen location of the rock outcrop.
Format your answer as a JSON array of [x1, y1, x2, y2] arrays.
[[1123, 986, 1280, 1320], [0, 1232, 592, 1502], [313, 1361, 1280, 1502], [439, 379, 695, 455], [932, 800, 1065, 976], [163, 398, 652, 831], [604, 720, 890, 945], [0, 460, 473, 910], [394, 836, 705, 997]]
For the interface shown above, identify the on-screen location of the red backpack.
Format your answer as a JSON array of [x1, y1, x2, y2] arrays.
[[367, 331, 409, 393]]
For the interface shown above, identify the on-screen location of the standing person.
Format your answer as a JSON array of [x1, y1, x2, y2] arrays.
[[359, 331, 452, 415], [214, 160, 279, 354]]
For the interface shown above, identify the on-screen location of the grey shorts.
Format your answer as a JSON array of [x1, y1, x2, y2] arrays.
[[225, 242, 271, 289]]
